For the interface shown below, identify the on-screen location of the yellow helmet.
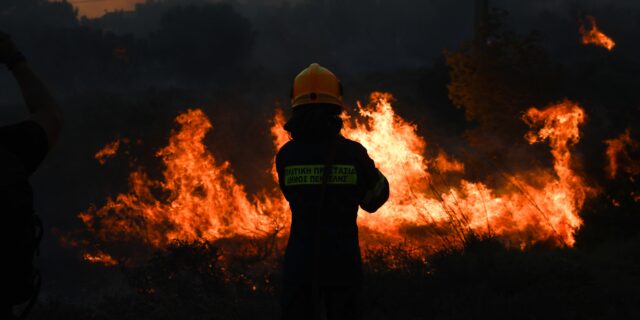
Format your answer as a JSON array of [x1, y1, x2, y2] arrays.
[[291, 63, 343, 109]]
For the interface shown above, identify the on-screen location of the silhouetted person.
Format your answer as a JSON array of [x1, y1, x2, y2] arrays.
[[276, 63, 389, 320], [1, 31, 62, 319]]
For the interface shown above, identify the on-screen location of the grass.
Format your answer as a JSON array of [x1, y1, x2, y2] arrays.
[[26, 228, 640, 320]]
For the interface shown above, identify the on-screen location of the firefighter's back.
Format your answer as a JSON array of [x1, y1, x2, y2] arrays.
[[277, 136, 380, 284], [277, 63, 389, 320]]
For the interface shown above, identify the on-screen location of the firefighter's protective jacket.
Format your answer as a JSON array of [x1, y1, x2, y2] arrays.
[[276, 136, 389, 285]]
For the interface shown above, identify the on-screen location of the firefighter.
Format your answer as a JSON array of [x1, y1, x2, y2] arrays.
[[276, 63, 389, 320], [1, 31, 62, 319]]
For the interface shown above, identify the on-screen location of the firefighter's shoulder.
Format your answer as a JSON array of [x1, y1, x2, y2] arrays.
[[275, 139, 301, 167], [276, 139, 296, 155]]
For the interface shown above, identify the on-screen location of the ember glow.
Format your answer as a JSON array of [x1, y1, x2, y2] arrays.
[[95, 139, 122, 165], [77, 94, 594, 264], [605, 129, 639, 179], [83, 251, 118, 267], [580, 16, 616, 51]]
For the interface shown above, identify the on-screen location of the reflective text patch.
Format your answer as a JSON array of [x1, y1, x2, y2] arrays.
[[284, 165, 357, 186]]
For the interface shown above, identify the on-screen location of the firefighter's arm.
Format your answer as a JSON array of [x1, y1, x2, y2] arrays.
[[1, 32, 63, 148], [275, 148, 289, 199], [358, 149, 389, 213]]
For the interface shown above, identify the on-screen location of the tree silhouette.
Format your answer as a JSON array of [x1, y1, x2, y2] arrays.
[[148, 3, 254, 80], [446, 9, 561, 163]]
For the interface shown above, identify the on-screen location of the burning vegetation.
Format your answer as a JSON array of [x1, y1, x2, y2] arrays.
[[350, 95, 590, 248], [605, 129, 640, 180], [580, 16, 616, 51], [75, 92, 596, 266], [9, 2, 636, 319], [95, 139, 123, 165], [78, 109, 289, 265], [83, 251, 118, 267]]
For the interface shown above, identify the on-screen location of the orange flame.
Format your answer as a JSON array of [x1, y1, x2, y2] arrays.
[[95, 139, 122, 165], [604, 129, 639, 179], [433, 151, 465, 174], [345, 95, 590, 247], [580, 16, 616, 51], [83, 251, 118, 267], [271, 107, 290, 150], [77, 94, 594, 264], [80, 109, 286, 251], [270, 108, 290, 179]]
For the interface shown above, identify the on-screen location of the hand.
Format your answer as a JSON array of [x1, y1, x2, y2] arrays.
[[0, 31, 20, 66]]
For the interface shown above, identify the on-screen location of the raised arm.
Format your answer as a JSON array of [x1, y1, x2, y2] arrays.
[[0, 32, 62, 148]]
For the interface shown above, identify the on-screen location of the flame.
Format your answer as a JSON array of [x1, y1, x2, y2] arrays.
[[604, 129, 639, 179], [95, 139, 122, 165], [83, 251, 118, 267], [77, 94, 595, 264], [344, 95, 590, 247], [580, 16, 616, 51], [524, 100, 587, 194], [271, 108, 290, 150], [270, 108, 290, 179], [433, 151, 465, 174], [79, 109, 286, 253]]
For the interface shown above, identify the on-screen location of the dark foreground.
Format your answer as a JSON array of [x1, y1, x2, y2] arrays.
[[25, 230, 640, 320]]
